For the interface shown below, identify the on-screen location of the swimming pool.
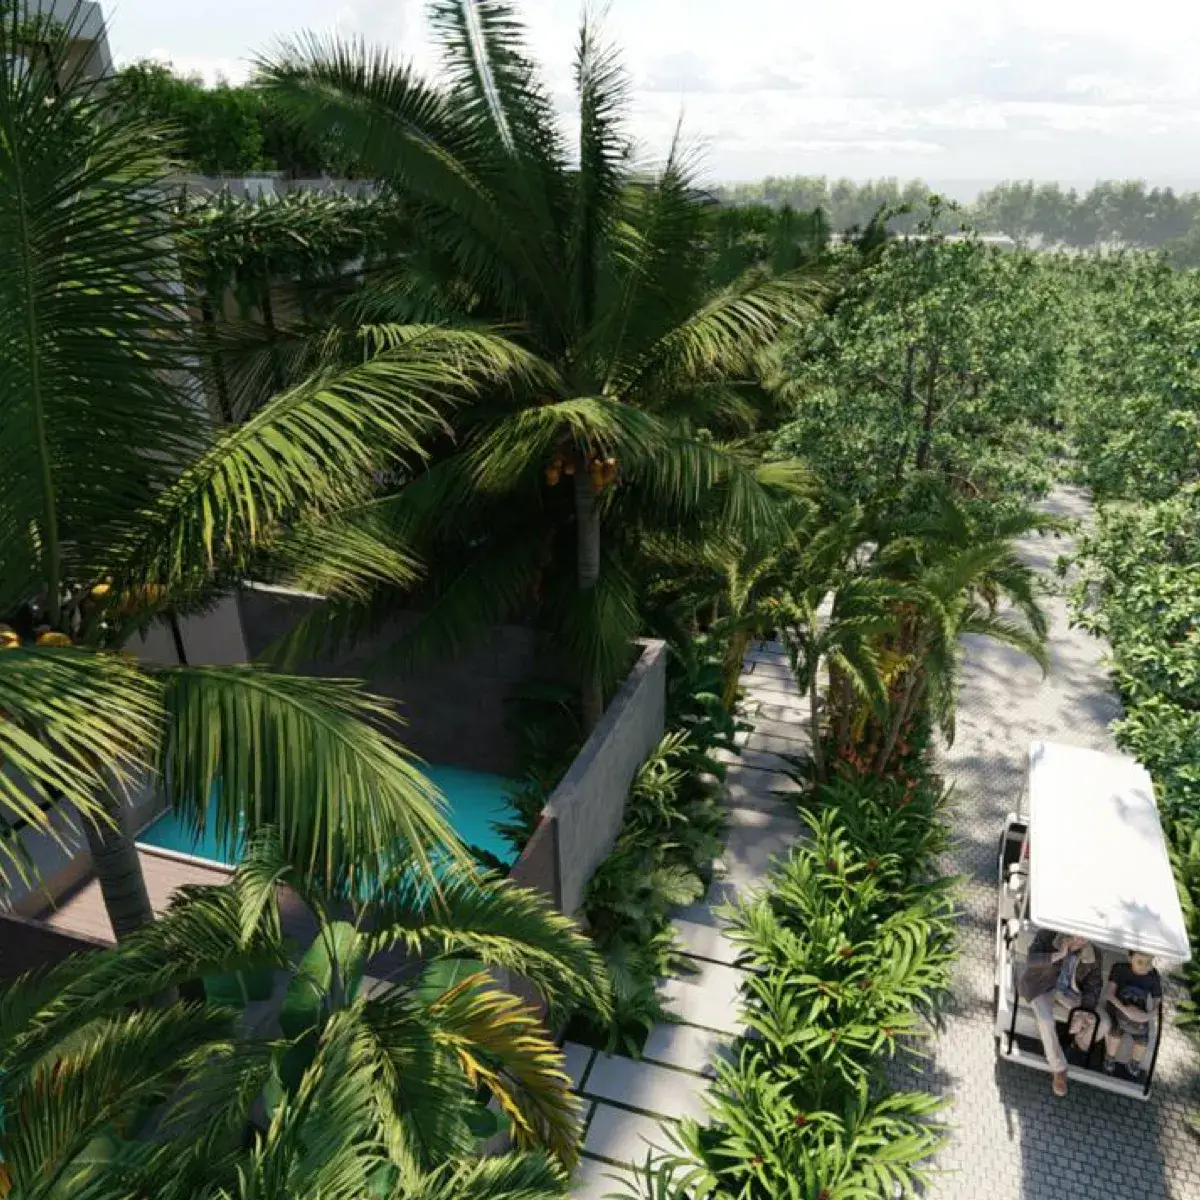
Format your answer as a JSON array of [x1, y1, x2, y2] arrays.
[[136, 764, 520, 869]]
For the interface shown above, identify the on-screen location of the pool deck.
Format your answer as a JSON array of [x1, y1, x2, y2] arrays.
[[33, 847, 234, 944], [27, 850, 406, 982]]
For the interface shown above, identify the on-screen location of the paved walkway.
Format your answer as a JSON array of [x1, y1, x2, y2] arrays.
[[916, 487, 1200, 1199], [568, 645, 807, 1198], [568, 485, 1200, 1198]]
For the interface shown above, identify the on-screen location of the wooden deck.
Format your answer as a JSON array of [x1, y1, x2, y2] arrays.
[[33, 848, 233, 944]]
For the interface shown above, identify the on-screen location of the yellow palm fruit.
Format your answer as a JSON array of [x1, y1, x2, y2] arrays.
[[35, 630, 71, 647], [544, 464, 561, 486], [91, 581, 112, 597], [0, 625, 19, 650]]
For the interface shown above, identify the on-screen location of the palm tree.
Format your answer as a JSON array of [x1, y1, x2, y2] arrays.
[[0, 6, 536, 932], [257, 1, 820, 729], [864, 488, 1051, 771], [771, 484, 1050, 777], [0, 836, 609, 1196]]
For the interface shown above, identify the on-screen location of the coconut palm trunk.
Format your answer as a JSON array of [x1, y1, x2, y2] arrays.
[[574, 465, 604, 732], [81, 789, 155, 939]]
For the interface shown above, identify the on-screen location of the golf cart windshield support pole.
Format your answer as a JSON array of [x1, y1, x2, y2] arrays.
[[1144, 1010, 1164, 1096], [1007, 968, 1020, 1054]]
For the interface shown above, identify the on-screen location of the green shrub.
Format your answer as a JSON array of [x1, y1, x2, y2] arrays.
[[626, 763, 956, 1198], [570, 731, 726, 1055], [1070, 488, 1200, 1031]]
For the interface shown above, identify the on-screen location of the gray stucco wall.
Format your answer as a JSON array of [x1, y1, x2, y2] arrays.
[[546, 639, 667, 916], [238, 591, 565, 775]]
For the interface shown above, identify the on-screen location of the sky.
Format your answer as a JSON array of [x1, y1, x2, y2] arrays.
[[102, 0, 1200, 194]]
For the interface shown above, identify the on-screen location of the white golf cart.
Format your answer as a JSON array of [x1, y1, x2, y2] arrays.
[[994, 741, 1191, 1099]]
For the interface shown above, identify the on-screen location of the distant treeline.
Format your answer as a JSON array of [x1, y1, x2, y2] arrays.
[[718, 176, 1200, 265], [114, 64, 1200, 268]]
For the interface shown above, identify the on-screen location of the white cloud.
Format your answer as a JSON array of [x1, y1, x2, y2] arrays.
[[104, 0, 1200, 187]]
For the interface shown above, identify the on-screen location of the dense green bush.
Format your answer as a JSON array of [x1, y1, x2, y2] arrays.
[[572, 730, 726, 1055], [1070, 488, 1200, 1022], [110, 61, 350, 177], [631, 764, 956, 1199], [1059, 253, 1200, 502], [772, 226, 1066, 509]]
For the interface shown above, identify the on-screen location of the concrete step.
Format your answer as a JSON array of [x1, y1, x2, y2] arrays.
[[582, 1104, 674, 1166], [643, 1022, 733, 1077], [583, 1054, 712, 1123], [672, 917, 740, 965], [660, 958, 745, 1036]]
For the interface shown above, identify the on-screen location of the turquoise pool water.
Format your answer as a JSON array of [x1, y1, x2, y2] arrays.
[[135, 764, 520, 869]]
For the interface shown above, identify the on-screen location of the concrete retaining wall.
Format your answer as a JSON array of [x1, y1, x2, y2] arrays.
[[238, 592, 565, 776], [546, 639, 668, 916]]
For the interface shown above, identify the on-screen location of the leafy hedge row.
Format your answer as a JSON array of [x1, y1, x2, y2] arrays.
[[646, 764, 957, 1200], [1071, 488, 1200, 1025], [570, 638, 738, 1055]]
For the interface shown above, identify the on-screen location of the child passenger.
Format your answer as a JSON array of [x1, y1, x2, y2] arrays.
[[1102, 950, 1162, 1079]]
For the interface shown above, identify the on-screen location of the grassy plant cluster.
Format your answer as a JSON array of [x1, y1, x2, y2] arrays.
[[638, 762, 956, 1200], [571, 728, 726, 1056]]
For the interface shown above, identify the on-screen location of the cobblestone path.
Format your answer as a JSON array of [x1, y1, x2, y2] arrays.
[[920, 486, 1200, 1199]]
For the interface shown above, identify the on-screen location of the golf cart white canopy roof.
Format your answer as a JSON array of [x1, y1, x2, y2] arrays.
[[1027, 741, 1191, 963]]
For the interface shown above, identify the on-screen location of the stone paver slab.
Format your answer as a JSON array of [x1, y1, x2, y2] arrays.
[[743, 659, 795, 683], [583, 1103, 674, 1165], [744, 716, 812, 741], [660, 958, 745, 1035], [562, 1041, 595, 1091], [713, 746, 795, 772], [719, 820, 800, 891], [570, 1156, 630, 1199], [583, 1054, 711, 1123], [746, 700, 810, 725], [746, 731, 810, 755], [643, 1021, 731, 1077], [672, 916, 739, 964]]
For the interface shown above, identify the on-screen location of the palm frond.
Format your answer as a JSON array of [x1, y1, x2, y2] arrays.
[[156, 665, 467, 891], [467, 396, 663, 493], [254, 500, 425, 603], [366, 867, 611, 1015], [407, 1151, 568, 1200], [0, 883, 282, 1079], [105, 328, 526, 600], [619, 435, 794, 542], [615, 269, 823, 402], [0, 649, 159, 884], [572, 9, 630, 332], [256, 34, 561, 322], [0, 1004, 234, 1200], [0, 5, 202, 616], [425, 973, 583, 1166], [548, 550, 643, 696], [375, 527, 547, 674]]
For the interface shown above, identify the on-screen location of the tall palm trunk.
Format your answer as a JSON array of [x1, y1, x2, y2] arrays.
[[574, 468, 603, 733], [81, 787, 155, 940]]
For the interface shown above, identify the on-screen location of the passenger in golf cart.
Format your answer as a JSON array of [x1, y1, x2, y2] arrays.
[[994, 742, 1188, 1101], [1018, 929, 1104, 1096]]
